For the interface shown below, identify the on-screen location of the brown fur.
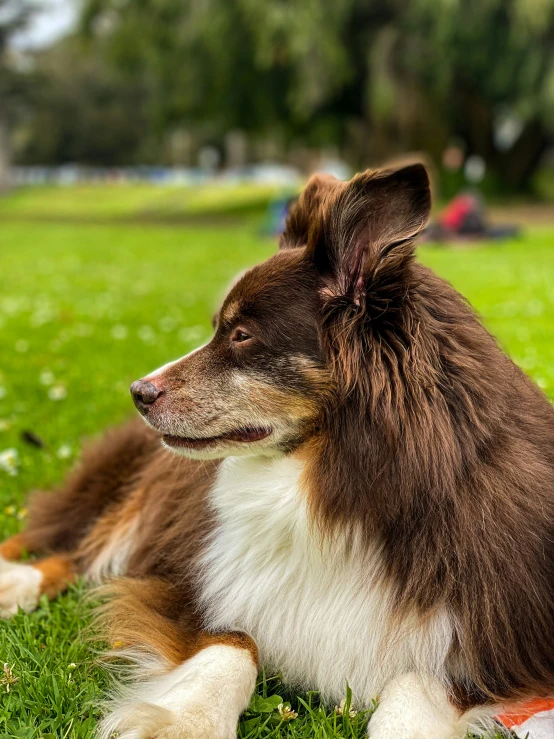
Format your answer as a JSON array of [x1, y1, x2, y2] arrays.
[[76, 485, 146, 572], [23, 419, 218, 595], [5, 162, 554, 719], [23, 419, 161, 555], [95, 577, 257, 667], [284, 165, 554, 709]]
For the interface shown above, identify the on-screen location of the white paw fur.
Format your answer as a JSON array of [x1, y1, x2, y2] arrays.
[[98, 644, 257, 739], [368, 673, 466, 739], [0, 557, 42, 618]]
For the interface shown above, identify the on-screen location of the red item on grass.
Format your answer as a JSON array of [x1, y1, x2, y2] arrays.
[[497, 699, 554, 737], [440, 194, 477, 231]]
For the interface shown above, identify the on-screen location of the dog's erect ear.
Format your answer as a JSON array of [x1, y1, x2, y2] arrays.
[[307, 164, 431, 302], [279, 173, 345, 250]]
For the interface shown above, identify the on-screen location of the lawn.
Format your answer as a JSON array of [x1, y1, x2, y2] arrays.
[[0, 182, 287, 222], [1, 189, 554, 738]]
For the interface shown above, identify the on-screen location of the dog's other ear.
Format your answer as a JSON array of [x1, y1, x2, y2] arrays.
[[279, 173, 345, 250], [308, 163, 431, 303]]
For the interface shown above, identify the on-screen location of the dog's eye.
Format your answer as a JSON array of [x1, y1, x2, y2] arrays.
[[231, 328, 252, 344]]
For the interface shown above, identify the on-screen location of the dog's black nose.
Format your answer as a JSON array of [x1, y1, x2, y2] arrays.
[[130, 380, 163, 414]]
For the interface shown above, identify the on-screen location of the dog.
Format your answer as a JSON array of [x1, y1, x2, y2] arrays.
[[2, 163, 554, 739]]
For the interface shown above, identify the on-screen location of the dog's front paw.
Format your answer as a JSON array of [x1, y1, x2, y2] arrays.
[[98, 644, 256, 739], [0, 558, 42, 618], [99, 700, 237, 739], [367, 674, 461, 739], [154, 709, 237, 739]]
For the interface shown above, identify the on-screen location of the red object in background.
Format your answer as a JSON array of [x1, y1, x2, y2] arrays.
[[440, 194, 477, 231]]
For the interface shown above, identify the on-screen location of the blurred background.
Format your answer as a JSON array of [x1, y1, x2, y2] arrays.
[[4, 0, 554, 198]]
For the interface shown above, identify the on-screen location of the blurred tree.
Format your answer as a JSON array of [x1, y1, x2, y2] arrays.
[[16, 39, 152, 165], [13, 0, 554, 190], [378, 0, 554, 189], [0, 0, 34, 189], [236, 0, 554, 188], [80, 0, 297, 150], [78, 0, 398, 163]]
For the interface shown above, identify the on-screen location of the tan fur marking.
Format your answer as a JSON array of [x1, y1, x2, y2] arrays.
[[246, 381, 319, 419], [0, 533, 30, 561], [95, 578, 195, 665], [77, 486, 145, 571], [221, 299, 240, 325], [291, 357, 336, 399], [243, 362, 333, 421], [33, 555, 75, 598], [95, 577, 258, 668]]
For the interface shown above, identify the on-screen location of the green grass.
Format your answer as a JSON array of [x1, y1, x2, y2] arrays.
[[2, 194, 553, 736], [0, 182, 289, 222]]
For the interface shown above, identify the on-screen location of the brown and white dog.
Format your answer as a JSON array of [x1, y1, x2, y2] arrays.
[[2, 163, 554, 738]]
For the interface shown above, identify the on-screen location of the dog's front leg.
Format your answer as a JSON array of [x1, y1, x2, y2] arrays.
[[99, 632, 258, 739], [367, 673, 468, 739]]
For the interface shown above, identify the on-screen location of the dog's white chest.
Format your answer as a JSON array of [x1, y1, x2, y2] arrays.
[[198, 455, 451, 705]]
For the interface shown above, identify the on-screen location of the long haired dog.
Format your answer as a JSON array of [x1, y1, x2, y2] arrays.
[[2, 164, 554, 738]]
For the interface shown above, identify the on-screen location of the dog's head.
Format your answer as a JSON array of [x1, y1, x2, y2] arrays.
[[131, 164, 431, 459]]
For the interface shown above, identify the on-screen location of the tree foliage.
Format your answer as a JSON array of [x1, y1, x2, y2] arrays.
[[10, 0, 554, 189], [16, 39, 152, 165], [0, 0, 36, 188]]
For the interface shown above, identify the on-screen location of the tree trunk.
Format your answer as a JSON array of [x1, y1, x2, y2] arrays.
[[457, 89, 550, 191], [496, 119, 550, 191], [0, 108, 11, 192], [457, 90, 497, 165]]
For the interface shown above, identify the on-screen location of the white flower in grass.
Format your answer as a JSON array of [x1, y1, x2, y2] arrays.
[[40, 369, 55, 386], [1, 664, 18, 693], [520, 356, 536, 371], [179, 325, 206, 345], [527, 299, 544, 317], [159, 315, 177, 332], [75, 323, 93, 337], [134, 281, 151, 297], [0, 449, 19, 477], [48, 384, 67, 401], [31, 307, 55, 327], [516, 326, 531, 342], [111, 324, 128, 340], [138, 325, 156, 343], [277, 703, 298, 721], [2, 298, 21, 316], [335, 698, 357, 718], [57, 444, 72, 460]]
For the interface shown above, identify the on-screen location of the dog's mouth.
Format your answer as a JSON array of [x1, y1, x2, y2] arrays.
[[162, 426, 272, 450]]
